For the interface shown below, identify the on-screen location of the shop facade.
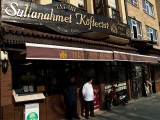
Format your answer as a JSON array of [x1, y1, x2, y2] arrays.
[[0, 0, 160, 120]]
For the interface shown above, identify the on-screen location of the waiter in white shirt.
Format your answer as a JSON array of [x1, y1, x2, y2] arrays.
[[82, 77, 95, 119]]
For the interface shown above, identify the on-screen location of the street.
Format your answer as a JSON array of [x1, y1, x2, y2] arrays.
[[81, 93, 160, 120]]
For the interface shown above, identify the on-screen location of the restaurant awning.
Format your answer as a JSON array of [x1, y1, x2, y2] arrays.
[[26, 43, 158, 63], [113, 51, 158, 63], [26, 43, 114, 61], [113, 51, 130, 61]]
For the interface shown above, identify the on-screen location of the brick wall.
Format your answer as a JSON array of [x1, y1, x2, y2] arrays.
[[155, 0, 160, 22], [1, 58, 12, 106]]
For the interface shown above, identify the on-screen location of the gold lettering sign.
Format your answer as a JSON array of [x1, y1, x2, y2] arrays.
[[4, 2, 109, 31], [2, 0, 130, 38]]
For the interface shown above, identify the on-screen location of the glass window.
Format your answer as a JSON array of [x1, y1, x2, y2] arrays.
[[128, 0, 138, 7], [112, 9, 120, 21], [52, 0, 67, 2], [20, 0, 39, 3], [78, 0, 87, 10], [128, 17, 142, 39], [104, 62, 126, 85], [142, 0, 154, 17], [111, 0, 121, 21], [93, 0, 107, 15], [110, 0, 116, 9], [146, 26, 158, 43]]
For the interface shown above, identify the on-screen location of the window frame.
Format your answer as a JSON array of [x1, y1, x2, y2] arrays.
[[142, 0, 154, 17], [128, 0, 138, 7], [128, 17, 142, 40], [146, 26, 158, 43]]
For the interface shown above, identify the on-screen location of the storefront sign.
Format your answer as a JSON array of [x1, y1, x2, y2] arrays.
[[26, 43, 113, 61], [1, 0, 130, 38]]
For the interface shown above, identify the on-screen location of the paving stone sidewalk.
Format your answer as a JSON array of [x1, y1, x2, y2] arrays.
[[78, 92, 160, 120]]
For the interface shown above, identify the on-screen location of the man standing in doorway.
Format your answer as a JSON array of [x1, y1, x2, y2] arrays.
[[82, 77, 95, 119], [65, 76, 80, 120]]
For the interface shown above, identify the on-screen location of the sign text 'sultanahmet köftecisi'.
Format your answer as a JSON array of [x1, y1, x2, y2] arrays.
[[1, 0, 130, 38]]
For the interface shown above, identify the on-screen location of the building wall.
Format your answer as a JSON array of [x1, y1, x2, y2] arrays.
[[154, 0, 160, 50], [155, 0, 160, 22], [127, 0, 160, 47], [0, 59, 12, 106]]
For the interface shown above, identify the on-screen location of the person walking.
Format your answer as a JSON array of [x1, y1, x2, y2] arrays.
[[82, 77, 95, 119], [65, 76, 81, 120]]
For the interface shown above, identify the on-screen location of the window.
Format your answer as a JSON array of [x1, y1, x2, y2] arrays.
[[146, 26, 158, 43], [110, 0, 116, 9], [78, 0, 87, 10], [93, 0, 107, 15], [52, 0, 67, 2], [104, 62, 126, 85], [21, 0, 39, 3], [93, 0, 121, 21], [128, 17, 142, 39], [110, 0, 121, 21], [112, 9, 120, 21], [128, 0, 138, 7], [142, 0, 154, 17]]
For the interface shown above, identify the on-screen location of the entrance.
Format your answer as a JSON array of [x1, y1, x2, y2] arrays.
[[11, 51, 100, 120], [130, 64, 149, 99], [131, 64, 143, 99]]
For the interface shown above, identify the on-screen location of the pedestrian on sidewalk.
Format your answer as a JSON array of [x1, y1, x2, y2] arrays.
[[64, 75, 81, 120], [82, 76, 95, 119]]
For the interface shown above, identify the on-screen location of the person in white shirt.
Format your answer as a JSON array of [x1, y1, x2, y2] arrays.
[[82, 77, 95, 119]]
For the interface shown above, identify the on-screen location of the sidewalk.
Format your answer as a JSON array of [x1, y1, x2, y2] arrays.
[[79, 92, 160, 120]]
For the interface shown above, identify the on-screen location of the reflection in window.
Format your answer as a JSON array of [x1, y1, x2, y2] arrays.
[[110, 0, 120, 22], [52, 0, 67, 3], [93, 0, 107, 15], [112, 9, 120, 21], [20, 0, 39, 3], [105, 62, 126, 85]]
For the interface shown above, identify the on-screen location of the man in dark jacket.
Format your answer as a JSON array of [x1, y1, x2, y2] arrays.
[[65, 76, 80, 120]]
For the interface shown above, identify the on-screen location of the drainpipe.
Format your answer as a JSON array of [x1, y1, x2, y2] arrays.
[[124, 0, 132, 100]]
